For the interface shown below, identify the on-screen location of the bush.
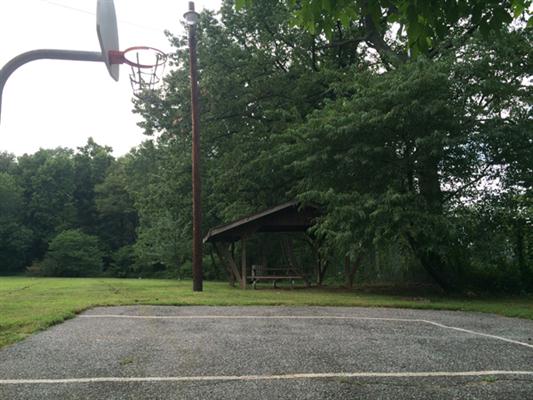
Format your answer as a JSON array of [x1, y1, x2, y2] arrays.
[[463, 263, 524, 294], [105, 245, 136, 278], [25, 261, 44, 277], [41, 229, 102, 277]]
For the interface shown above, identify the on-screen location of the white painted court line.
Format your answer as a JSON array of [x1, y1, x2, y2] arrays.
[[419, 320, 533, 350], [1, 371, 532, 385], [79, 314, 533, 350]]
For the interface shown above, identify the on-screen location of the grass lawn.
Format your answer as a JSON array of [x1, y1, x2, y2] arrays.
[[1, 276, 532, 349]]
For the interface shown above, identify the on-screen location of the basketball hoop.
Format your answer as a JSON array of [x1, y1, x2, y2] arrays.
[[109, 46, 167, 96], [0, 0, 170, 122]]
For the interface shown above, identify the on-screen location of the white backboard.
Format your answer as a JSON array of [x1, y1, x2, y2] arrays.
[[96, 0, 120, 81]]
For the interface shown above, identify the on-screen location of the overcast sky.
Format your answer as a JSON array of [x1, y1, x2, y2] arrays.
[[0, 0, 222, 156]]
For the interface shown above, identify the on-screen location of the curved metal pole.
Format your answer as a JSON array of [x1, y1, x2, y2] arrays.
[[0, 49, 105, 123]]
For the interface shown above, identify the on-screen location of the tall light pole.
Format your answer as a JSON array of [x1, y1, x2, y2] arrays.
[[184, 2, 203, 292]]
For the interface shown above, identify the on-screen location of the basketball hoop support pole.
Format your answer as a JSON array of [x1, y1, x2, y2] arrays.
[[0, 49, 104, 123]]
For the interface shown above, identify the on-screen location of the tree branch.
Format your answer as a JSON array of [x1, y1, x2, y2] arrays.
[[443, 164, 494, 203], [361, 1, 407, 67]]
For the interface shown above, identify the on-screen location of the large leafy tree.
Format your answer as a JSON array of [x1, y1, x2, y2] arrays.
[[123, 139, 195, 275], [73, 138, 114, 235], [238, 0, 531, 59], [287, 28, 531, 291], [15, 148, 77, 260], [95, 159, 138, 252]]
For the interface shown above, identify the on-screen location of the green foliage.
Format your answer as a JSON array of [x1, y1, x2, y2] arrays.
[[73, 138, 114, 236], [0, 139, 141, 277], [457, 193, 533, 292], [0, 172, 23, 219], [238, 0, 531, 58], [121, 141, 191, 277], [0, 152, 16, 174], [41, 230, 103, 277], [0, 173, 32, 274], [283, 28, 531, 291], [15, 148, 78, 259], [95, 160, 138, 252], [106, 245, 137, 278], [286, 59, 464, 288]]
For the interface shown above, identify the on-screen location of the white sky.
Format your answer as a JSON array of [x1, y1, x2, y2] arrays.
[[0, 0, 222, 156]]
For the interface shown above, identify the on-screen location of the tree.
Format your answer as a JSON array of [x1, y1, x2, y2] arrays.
[[41, 229, 102, 277], [73, 138, 114, 235], [95, 159, 138, 252], [0, 152, 16, 174], [237, 0, 531, 59], [15, 148, 77, 260], [0, 173, 32, 274], [124, 141, 192, 276], [287, 28, 531, 291]]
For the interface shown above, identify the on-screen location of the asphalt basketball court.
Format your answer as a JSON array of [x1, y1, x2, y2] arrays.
[[0, 305, 532, 399]]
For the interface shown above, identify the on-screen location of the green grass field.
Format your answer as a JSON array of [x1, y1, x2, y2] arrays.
[[1, 277, 532, 349]]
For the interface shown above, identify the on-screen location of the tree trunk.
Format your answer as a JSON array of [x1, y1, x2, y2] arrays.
[[344, 256, 350, 288], [418, 155, 443, 213], [411, 153, 460, 292], [214, 242, 240, 286], [317, 255, 328, 286], [406, 233, 454, 292], [344, 253, 364, 289], [515, 220, 528, 288]]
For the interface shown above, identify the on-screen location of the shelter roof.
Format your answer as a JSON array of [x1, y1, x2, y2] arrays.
[[203, 200, 319, 243]]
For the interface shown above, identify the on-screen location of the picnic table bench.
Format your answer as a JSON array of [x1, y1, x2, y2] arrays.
[[249, 264, 309, 289]]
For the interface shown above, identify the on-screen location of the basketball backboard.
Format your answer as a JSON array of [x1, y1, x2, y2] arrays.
[[96, 0, 120, 81]]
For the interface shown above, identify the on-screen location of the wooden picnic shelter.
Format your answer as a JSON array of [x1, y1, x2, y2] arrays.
[[203, 201, 320, 288]]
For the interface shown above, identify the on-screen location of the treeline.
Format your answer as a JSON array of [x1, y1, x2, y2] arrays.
[[0, 138, 225, 280], [1, 1, 531, 293], [0, 140, 138, 277]]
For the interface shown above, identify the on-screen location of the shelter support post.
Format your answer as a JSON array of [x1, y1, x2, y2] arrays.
[[241, 237, 247, 289]]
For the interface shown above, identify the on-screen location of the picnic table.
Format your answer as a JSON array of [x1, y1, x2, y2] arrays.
[[249, 264, 309, 289]]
